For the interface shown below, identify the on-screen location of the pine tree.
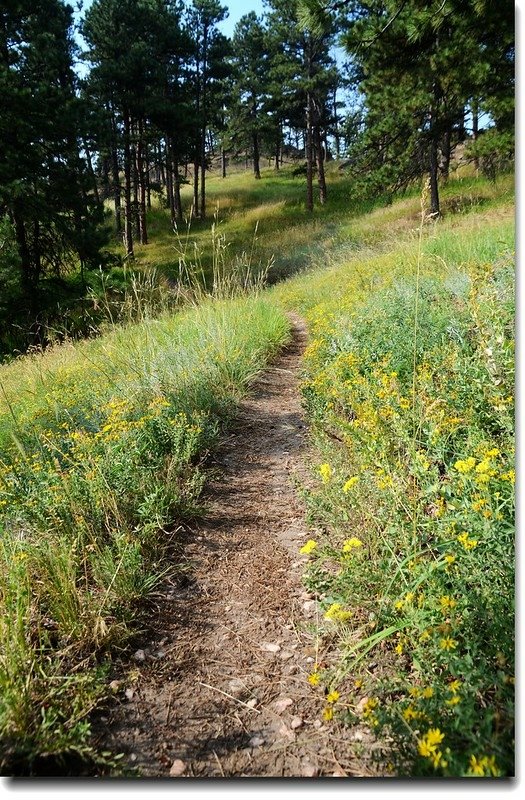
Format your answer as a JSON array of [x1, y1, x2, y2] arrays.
[[187, 0, 230, 219], [229, 13, 270, 180], [0, 0, 106, 308]]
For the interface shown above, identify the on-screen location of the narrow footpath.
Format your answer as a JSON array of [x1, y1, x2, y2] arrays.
[[96, 316, 380, 777]]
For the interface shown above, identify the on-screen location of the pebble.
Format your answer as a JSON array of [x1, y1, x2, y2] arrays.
[[228, 678, 245, 695], [249, 736, 265, 748], [278, 724, 295, 742], [169, 759, 186, 776], [124, 688, 135, 701], [274, 697, 293, 714], [280, 650, 294, 661], [133, 649, 146, 662], [290, 716, 303, 729], [301, 762, 319, 778], [260, 642, 281, 653]]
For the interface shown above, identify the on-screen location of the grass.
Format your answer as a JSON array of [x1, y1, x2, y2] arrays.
[[0, 156, 515, 775]]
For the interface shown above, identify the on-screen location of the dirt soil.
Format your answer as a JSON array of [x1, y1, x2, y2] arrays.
[[95, 315, 381, 778]]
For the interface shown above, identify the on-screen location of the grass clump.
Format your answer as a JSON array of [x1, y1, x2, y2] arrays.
[[273, 191, 514, 776], [0, 294, 289, 773]]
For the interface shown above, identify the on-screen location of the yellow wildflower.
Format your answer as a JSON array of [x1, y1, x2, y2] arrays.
[[342, 476, 359, 492], [454, 457, 476, 474], [326, 690, 340, 704], [444, 554, 456, 566], [440, 637, 457, 651], [446, 695, 461, 706], [418, 729, 446, 768], [403, 705, 419, 721], [319, 463, 332, 483], [432, 751, 447, 769], [501, 469, 515, 483], [421, 687, 434, 699], [322, 706, 334, 721], [468, 754, 500, 777], [475, 459, 492, 474], [471, 498, 487, 511], [418, 739, 433, 758], [300, 539, 318, 555], [439, 595, 457, 611], [425, 729, 445, 749], [448, 679, 462, 694], [362, 697, 379, 718], [342, 536, 363, 551], [457, 532, 478, 550], [324, 603, 352, 622], [307, 672, 320, 686]]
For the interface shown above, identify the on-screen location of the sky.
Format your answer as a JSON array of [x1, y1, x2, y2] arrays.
[[218, 0, 266, 38]]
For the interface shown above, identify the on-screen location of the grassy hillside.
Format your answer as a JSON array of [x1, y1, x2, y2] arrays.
[[0, 294, 289, 773], [271, 180, 514, 777], [0, 162, 514, 775]]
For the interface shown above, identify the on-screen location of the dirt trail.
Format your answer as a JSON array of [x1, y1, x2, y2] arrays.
[[97, 315, 378, 778]]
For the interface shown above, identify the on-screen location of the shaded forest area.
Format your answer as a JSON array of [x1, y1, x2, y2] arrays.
[[0, 0, 514, 357]]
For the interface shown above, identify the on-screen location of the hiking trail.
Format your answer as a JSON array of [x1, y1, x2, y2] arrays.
[[96, 315, 381, 778]]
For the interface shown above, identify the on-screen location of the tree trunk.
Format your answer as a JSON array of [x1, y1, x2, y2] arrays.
[[333, 88, 341, 159], [315, 124, 327, 203], [200, 126, 206, 220], [165, 140, 175, 225], [172, 146, 182, 222], [428, 81, 441, 219], [221, 147, 227, 178], [131, 135, 140, 237], [122, 111, 134, 258], [13, 207, 34, 297], [429, 136, 440, 218], [110, 116, 122, 234], [253, 130, 261, 179], [82, 139, 100, 204], [137, 118, 147, 244], [145, 154, 151, 211], [471, 98, 479, 171], [441, 127, 451, 181], [306, 92, 314, 213], [193, 158, 199, 218]]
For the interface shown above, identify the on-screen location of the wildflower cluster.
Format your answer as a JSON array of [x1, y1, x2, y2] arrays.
[[298, 256, 514, 775]]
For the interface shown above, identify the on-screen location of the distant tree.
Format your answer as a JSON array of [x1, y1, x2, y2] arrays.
[[266, 0, 337, 210], [187, 0, 230, 219], [0, 0, 106, 308], [300, 0, 514, 215], [229, 13, 270, 180]]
